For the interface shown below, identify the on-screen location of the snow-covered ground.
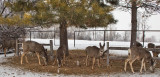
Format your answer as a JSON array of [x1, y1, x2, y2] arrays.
[[1, 39, 160, 77]]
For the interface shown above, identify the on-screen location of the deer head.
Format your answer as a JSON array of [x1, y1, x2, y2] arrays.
[[149, 59, 157, 73], [99, 42, 105, 56]]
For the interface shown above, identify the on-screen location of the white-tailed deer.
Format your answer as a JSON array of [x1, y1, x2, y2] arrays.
[[21, 41, 48, 65], [148, 43, 160, 57], [124, 46, 156, 73], [0, 40, 16, 57], [53, 45, 66, 68], [85, 43, 105, 69]]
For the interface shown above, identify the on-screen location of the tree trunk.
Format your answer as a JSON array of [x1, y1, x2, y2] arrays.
[[130, 1, 137, 47], [59, 19, 69, 56]]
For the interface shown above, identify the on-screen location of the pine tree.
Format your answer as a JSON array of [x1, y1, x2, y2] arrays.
[[2, 0, 116, 56]]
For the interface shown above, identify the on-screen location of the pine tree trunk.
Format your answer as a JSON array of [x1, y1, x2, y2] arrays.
[[130, 1, 137, 47], [59, 19, 69, 56]]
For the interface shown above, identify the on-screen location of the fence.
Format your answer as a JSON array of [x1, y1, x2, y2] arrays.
[[28, 30, 59, 46], [74, 30, 160, 47], [106, 42, 160, 66]]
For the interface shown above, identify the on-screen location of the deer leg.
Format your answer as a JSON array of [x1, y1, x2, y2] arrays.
[[140, 58, 145, 73], [53, 57, 57, 65], [25, 56, 29, 63], [20, 50, 22, 56], [21, 53, 24, 64], [63, 53, 66, 65], [153, 52, 158, 57], [36, 52, 41, 65], [124, 58, 130, 72], [143, 61, 146, 72], [4, 48, 6, 57], [97, 59, 100, 68], [61, 59, 63, 66], [99, 58, 101, 66], [86, 55, 89, 66], [129, 59, 136, 74], [42, 57, 47, 65], [92, 57, 96, 69], [21, 51, 27, 64]]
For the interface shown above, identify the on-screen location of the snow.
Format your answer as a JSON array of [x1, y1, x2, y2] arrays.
[[1, 39, 160, 77]]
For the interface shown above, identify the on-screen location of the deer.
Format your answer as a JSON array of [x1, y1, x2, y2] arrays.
[[148, 43, 160, 57], [124, 46, 156, 73], [21, 41, 48, 66], [0, 40, 16, 57], [85, 42, 105, 69], [135, 41, 143, 47], [53, 45, 66, 68]]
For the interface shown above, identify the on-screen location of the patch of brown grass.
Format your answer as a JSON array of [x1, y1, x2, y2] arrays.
[[2, 50, 160, 75]]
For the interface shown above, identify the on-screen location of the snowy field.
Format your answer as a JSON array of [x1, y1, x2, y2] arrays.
[[1, 39, 160, 77]]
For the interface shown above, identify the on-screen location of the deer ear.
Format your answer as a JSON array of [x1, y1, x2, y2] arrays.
[[103, 43, 105, 47], [99, 42, 102, 47]]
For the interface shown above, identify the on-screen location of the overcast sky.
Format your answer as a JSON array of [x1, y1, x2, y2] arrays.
[[112, 8, 160, 30], [112, 8, 160, 42]]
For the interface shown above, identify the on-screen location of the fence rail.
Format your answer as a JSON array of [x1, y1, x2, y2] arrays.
[[28, 30, 59, 46], [74, 30, 160, 47]]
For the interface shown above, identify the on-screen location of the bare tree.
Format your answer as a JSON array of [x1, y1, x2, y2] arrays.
[[114, 0, 160, 47], [0, 0, 26, 44]]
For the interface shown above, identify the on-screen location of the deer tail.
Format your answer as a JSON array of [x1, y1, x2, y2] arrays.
[[128, 48, 131, 56]]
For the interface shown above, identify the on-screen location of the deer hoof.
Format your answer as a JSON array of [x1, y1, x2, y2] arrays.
[[92, 67, 94, 70], [132, 72, 135, 74]]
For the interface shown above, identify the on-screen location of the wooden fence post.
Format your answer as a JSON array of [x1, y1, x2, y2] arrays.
[[30, 31, 31, 41], [104, 31, 105, 43], [107, 42, 110, 66], [16, 39, 19, 56], [50, 40, 54, 61], [74, 32, 76, 47]]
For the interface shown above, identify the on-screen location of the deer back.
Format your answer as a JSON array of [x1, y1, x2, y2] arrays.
[[1, 40, 16, 49], [23, 41, 44, 52], [130, 47, 152, 60], [85, 46, 101, 58], [23, 41, 48, 61], [135, 41, 143, 47]]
